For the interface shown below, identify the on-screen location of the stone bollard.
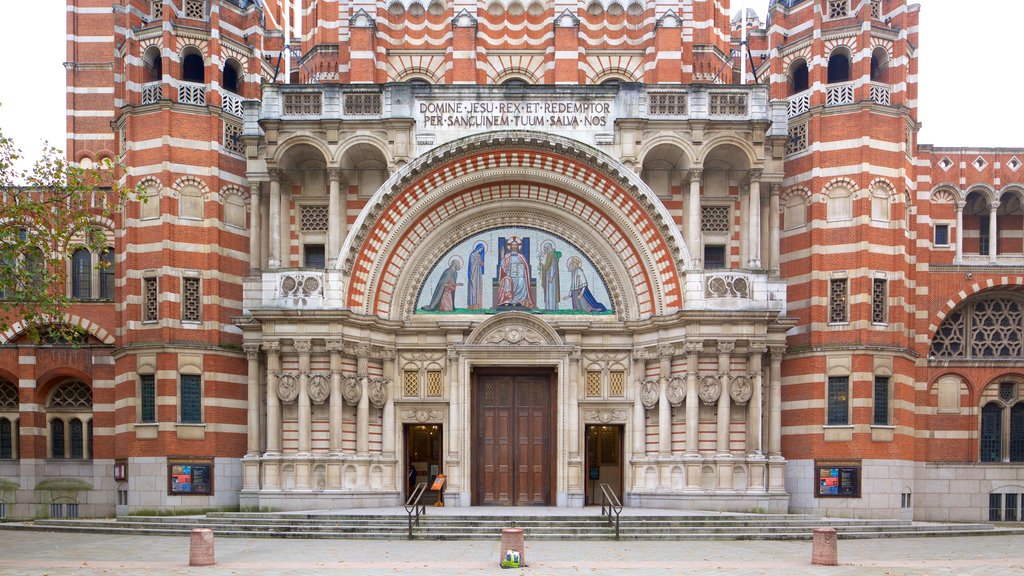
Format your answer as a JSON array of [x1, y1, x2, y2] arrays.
[[811, 527, 837, 566], [500, 527, 525, 567], [189, 528, 216, 567]]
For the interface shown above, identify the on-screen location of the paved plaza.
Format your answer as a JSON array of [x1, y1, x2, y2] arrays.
[[0, 530, 1022, 575]]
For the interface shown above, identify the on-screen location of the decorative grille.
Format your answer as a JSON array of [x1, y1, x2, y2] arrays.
[[829, 278, 848, 323], [787, 122, 808, 155], [788, 91, 810, 118], [283, 92, 323, 115], [182, 277, 201, 322], [871, 278, 887, 324], [403, 371, 419, 397], [50, 503, 64, 518], [180, 375, 202, 423], [0, 380, 17, 409], [178, 82, 206, 106], [870, 0, 882, 20], [144, 277, 159, 322], [701, 206, 730, 232], [300, 205, 329, 231], [971, 299, 1023, 358], [609, 371, 625, 397], [586, 371, 602, 397], [648, 92, 687, 115], [344, 92, 383, 115], [708, 92, 747, 116], [827, 0, 848, 19], [49, 382, 93, 408], [0, 502, 5, 518], [870, 83, 891, 106], [140, 374, 156, 423], [151, 0, 162, 19], [184, 0, 205, 19], [142, 82, 162, 105], [426, 371, 442, 397], [827, 376, 849, 426], [825, 83, 854, 107], [66, 503, 79, 518], [873, 376, 890, 426], [223, 122, 243, 155], [222, 92, 244, 117], [1001, 382, 1017, 403]]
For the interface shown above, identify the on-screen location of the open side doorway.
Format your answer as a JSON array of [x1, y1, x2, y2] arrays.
[[585, 424, 623, 505], [404, 423, 443, 505]]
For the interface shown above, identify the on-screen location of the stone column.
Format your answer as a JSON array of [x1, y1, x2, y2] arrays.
[[658, 350, 672, 456], [295, 340, 312, 455], [327, 169, 343, 266], [684, 343, 700, 456], [263, 341, 282, 454], [248, 184, 262, 272], [244, 344, 262, 456], [955, 200, 965, 262], [989, 200, 1000, 262], [747, 170, 762, 269], [327, 341, 344, 454], [356, 348, 370, 456], [769, 184, 781, 273], [83, 418, 91, 460], [447, 348, 460, 455], [631, 351, 646, 456], [268, 170, 281, 268], [568, 347, 581, 459], [747, 345, 764, 456], [768, 347, 784, 458], [716, 342, 734, 456], [279, 174, 291, 267], [688, 169, 703, 268], [382, 351, 396, 457]]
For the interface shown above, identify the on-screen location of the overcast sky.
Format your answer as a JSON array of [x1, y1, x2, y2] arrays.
[[0, 1, 1020, 171]]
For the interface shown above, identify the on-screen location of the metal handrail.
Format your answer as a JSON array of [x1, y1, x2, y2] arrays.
[[404, 482, 428, 540], [599, 483, 623, 540]]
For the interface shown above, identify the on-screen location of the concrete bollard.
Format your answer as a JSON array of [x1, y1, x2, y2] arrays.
[[811, 527, 837, 566], [500, 527, 525, 567], [189, 528, 216, 567]]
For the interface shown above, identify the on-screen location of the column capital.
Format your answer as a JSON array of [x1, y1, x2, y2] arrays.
[[684, 341, 703, 356], [748, 168, 763, 182], [748, 342, 767, 355], [268, 167, 281, 181], [243, 343, 261, 360], [261, 341, 281, 354], [326, 340, 345, 353], [293, 339, 312, 355], [955, 200, 967, 211], [990, 200, 1001, 211], [770, 183, 781, 196], [769, 346, 785, 362], [657, 344, 676, 359], [327, 168, 345, 184], [717, 341, 735, 355], [688, 168, 703, 181], [249, 183, 262, 197]]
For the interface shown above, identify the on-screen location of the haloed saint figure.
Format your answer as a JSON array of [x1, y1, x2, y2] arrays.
[[421, 257, 462, 311], [497, 236, 534, 308], [565, 256, 607, 312], [467, 242, 486, 310]]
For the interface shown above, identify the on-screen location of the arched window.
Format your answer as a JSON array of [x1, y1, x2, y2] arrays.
[[870, 47, 889, 83], [826, 187, 853, 222], [143, 46, 162, 83], [179, 185, 204, 220], [784, 193, 807, 229], [827, 49, 851, 84], [141, 183, 160, 220], [789, 59, 809, 95], [931, 294, 1024, 359], [223, 59, 242, 94], [69, 419, 84, 459], [0, 379, 16, 459], [1012, 403, 1024, 462], [0, 418, 13, 459], [51, 419, 66, 460], [181, 49, 205, 83], [871, 188, 890, 222], [981, 402, 1003, 462], [71, 248, 92, 299], [47, 381, 93, 460], [99, 248, 114, 300]]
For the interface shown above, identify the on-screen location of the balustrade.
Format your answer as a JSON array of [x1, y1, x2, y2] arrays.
[[178, 81, 207, 106], [141, 82, 162, 105], [825, 82, 854, 107], [222, 92, 244, 117], [869, 82, 891, 106], [787, 91, 810, 117]]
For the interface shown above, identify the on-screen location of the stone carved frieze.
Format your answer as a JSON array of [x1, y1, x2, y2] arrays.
[[704, 273, 750, 299], [342, 375, 362, 406], [482, 325, 547, 346], [639, 378, 660, 409], [308, 373, 330, 405], [583, 408, 627, 424], [368, 377, 389, 409], [401, 409, 445, 423], [277, 272, 324, 305], [277, 373, 299, 404], [730, 375, 753, 406], [698, 375, 721, 405], [666, 376, 686, 407]]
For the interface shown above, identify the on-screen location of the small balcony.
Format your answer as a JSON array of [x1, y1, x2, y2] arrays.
[[244, 269, 345, 312], [178, 81, 207, 106], [222, 91, 244, 117], [682, 270, 787, 313], [825, 82, 855, 107], [141, 82, 162, 105], [869, 82, 891, 106], [787, 90, 810, 118]]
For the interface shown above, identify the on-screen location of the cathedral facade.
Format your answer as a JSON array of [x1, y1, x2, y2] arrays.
[[1, 0, 1022, 523]]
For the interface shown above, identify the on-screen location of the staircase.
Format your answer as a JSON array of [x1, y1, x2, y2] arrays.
[[9, 510, 1022, 541]]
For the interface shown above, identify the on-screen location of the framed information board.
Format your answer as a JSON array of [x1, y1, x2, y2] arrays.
[[167, 458, 214, 495], [815, 460, 861, 498]]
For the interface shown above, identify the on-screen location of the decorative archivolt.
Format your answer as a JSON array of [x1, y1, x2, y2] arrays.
[[139, 35, 163, 52], [591, 66, 640, 84], [781, 42, 813, 69], [931, 292, 1024, 360], [823, 36, 857, 56], [868, 178, 897, 198], [220, 42, 250, 69], [780, 186, 811, 207], [821, 177, 858, 200], [930, 186, 960, 205], [175, 34, 209, 56], [172, 176, 209, 197]]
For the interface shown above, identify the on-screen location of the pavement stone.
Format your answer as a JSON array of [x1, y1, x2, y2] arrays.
[[0, 530, 1023, 575]]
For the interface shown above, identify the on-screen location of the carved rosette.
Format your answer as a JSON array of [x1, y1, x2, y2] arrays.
[[730, 375, 753, 405], [342, 375, 362, 406], [698, 375, 721, 405], [277, 373, 299, 404], [584, 409, 627, 424], [482, 325, 546, 346], [401, 409, 444, 423], [666, 376, 686, 407], [368, 377, 389, 409], [639, 378, 660, 409], [308, 373, 329, 405]]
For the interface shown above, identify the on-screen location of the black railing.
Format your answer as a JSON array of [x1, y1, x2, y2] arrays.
[[600, 483, 623, 540], [404, 482, 428, 540]]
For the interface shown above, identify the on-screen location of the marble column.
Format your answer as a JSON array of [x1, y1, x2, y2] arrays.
[[244, 344, 262, 456], [263, 341, 282, 454], [684, 343, 700, 456], [356, 349, 369, 456], [715, 342, 734, 456], [327, 341, 344, 454], [447, 348, 460, 455], [954, 199, 965, 262], [268, 170, 281, 268], [568, 347, 581, 459], [382, 351, 396, 457], [688, 169, 703, 268], [747, 170, 762, 268], [769, 184, 781, 273], [631, 352, 646, 456], [768, 347, 784, 458], [747, 345, 764, 456], [989, 200, 1000, 262], [279, 174, 291, 267], [248, 183, 262, 272], [327, 169, 343, 266], [658, 352, 672, 455], [295, 340, 312, 455]]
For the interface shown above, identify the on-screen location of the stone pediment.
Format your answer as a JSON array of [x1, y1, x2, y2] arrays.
[[464, 312, 563, 347]]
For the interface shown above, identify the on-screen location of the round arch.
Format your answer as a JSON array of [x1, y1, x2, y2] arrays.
[[273, 135, 333, 169], [697, 136, 759, 169], [0, 315, 114, 346]]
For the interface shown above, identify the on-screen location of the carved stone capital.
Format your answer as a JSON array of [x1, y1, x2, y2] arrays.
[[990, 201, 1001, 211], [717, 341, 735, 355], [293, 339, 312, 355], [770, 183, 781, 196], [955, 200, 967, 211], [748, 342, 768, 355], [249, 183, 261, 198], [748, 169, 763, 182], [243, 344, 261, 360], [268, 167, 281, 182], [769, 346, 786, 363], [688, 168, 703, 182], [685, 342, 703, 356], [327, 168, 343, 183], [657, 344, 676, 359], [261, 341, 281, 354], [326, 340, 345, 354]]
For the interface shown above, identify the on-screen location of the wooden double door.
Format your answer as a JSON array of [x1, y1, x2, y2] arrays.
[[473, 372, 554, 506]]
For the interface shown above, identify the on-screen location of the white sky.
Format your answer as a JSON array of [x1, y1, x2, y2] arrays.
[[0, 1, 1021, 172]]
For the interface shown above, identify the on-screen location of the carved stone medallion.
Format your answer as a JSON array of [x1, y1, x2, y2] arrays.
[[368, 377, 388, 409], [482, 325, 546, 346], [277, 373, 299, 404], [639, 378, 659, 409], [698, 375, 721, 405], [730, 375, 753, 405], [401, 409, 444, 423], [584, 409, 627, 424], [308, 373, 329, 405], [342, 375, 362, 406], [666, 376, 686, 407]]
